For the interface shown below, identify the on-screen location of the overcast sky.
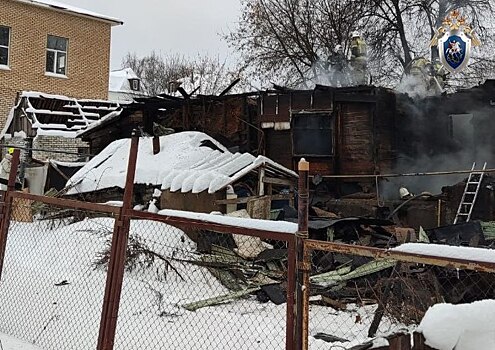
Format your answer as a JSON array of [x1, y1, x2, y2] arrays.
[[61, 0, 241, 70]]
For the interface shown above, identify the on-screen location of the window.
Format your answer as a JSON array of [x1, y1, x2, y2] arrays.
[[129, 78, 140, 91], [0, 26, 10, 66], [292, 111, 333, 156], [46, 35, 68, 75]]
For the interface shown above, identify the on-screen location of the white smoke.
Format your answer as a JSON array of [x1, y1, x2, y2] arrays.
[[395, 74, 437, 99]]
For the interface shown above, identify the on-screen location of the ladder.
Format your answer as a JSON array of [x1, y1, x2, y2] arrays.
[[454, 162, 487, 224]]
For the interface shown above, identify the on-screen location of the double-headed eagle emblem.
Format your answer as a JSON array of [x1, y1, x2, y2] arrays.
[[430, 10, 481, 74]]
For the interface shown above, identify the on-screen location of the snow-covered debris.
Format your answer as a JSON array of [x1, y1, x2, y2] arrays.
[[65, 131, 297, 195], [147, 199, 159, 213], [418, 300, 495, 350], [1, 91, 123, 139]]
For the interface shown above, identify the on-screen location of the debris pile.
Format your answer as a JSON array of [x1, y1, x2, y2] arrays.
[[170, 205, 495, 344]]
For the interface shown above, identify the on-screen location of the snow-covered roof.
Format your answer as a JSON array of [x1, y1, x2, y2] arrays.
[[14, 0, 123, 25], [1, 91, 123, 139], [110, 68, 139, 92], [109, 68, 148, 100], [65, 131, 297, 195]]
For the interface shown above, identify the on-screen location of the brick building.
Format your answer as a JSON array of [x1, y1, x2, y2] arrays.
[[0, 0, 122, 127]]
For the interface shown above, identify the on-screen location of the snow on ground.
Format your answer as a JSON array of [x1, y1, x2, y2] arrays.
[[418, 300, 495, 350], [0, 217, 404, 349], [0, 332, 42, 349]]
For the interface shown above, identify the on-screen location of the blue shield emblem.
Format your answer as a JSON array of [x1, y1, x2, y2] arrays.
[[438, 30, 472, 74], [443, 35, 466, 70], [430, 10, 480, 75]]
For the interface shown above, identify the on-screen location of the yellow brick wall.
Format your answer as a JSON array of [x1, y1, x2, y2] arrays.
[[0, 0, 112, 127]]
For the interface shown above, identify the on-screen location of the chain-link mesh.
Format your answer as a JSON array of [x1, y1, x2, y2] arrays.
[[112, 219, 290, 349], [0, 198, 115, 349], [306, 244, 495, 349]]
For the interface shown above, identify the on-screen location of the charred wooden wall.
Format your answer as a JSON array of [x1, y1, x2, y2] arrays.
[[259, 86, 397, 177], [157, 96, 258, 153], [160, 190, 225, 213], [83, 95, 259, 155]]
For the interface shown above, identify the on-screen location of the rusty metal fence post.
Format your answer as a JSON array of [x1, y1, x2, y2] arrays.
[[295, 158, 310, 350], [0, 149, 20, 280], [97, 131, 139, 350]]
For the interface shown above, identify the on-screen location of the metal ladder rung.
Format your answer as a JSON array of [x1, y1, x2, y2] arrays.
[[454, 162, 487, 224]]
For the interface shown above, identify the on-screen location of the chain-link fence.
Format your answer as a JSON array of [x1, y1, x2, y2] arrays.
[[0, 188, 296, 350], [0, 199, 116, 349], [304, 240, 495, 349], [111, 217, 293, 350]]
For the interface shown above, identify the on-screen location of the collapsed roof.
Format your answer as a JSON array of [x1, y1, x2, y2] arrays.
[[65, 131, 297, 195], [1, 91, 124, 139]]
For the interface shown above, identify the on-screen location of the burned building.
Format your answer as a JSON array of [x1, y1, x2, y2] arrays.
[[77, 80, 495, 228], [79, 92, 260, 156]]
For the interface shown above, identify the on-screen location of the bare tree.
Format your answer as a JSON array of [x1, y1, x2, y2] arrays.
[[226, 0, 370, 87], [122, 52, 192, 96], [122, 52, 241, 96], [228, 0, 495, 88]]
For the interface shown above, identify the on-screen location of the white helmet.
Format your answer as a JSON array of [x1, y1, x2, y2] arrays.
[[399, 186, 411, 198], [351, 31, 360, 38], [334, 44, 343, 53]]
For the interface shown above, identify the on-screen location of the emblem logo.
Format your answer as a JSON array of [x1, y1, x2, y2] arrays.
[[430, 10, 481, 74]]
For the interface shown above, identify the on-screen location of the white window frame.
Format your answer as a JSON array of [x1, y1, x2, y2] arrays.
[[46, 35, 68, 76], [0, 25, 10, 68]]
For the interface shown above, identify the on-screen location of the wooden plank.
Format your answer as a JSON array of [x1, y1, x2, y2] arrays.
[[388, 333, 411, 350], [262, 176, 294, 186]]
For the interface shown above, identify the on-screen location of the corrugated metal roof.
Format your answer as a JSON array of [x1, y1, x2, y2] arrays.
[[66, 132, 297, 195]]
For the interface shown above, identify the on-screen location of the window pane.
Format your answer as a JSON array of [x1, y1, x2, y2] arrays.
[[47, 35, 67, 51], [0, 26, 9, 47], [0, 47, 7, 65], [46, 50, 55, 72], [56, 52, 66, 74], [292, 113, 333, 156]]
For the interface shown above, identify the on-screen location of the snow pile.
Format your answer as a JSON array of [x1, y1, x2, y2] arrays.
[[66, 131, 296, 195], [418, 300, 495, 350]]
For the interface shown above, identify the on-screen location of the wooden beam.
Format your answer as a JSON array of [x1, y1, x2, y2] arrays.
[[263, 176, 294, 186]]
